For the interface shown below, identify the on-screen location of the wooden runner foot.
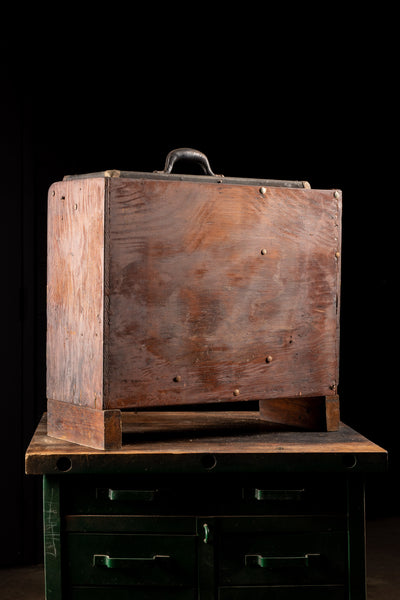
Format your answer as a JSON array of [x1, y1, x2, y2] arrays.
[[259, 395, 340, 431], [47, 399, 122, 450]]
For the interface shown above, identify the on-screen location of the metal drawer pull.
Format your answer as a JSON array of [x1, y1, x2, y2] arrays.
[[245, 553, 320, 568], [253, 488, 305, 501], [203, 523, 210, 544], [107, 489, 158, 501], [93, 554, 171, 568]]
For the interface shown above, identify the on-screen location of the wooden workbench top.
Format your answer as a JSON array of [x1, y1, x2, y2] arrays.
[[25, 411, 387, 475]]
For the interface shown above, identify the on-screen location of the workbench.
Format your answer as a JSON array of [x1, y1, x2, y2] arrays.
[[25, 411, 387, 599]]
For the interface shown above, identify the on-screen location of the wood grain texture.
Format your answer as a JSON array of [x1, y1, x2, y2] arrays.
[[47, 399, 121, 450], [46, 173, 342, 445], [25, 412, 388, 476], [259, 395, 340, 431], [46, 178, 105, 409], [105, 179, 341, 408]]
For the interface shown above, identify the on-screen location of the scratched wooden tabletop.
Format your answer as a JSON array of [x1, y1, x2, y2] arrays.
[[25, 411, 387, 475]]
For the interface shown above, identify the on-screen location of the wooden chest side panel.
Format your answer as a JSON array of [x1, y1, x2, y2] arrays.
[[105, 179, 341, 408], [46, 178, 105, 409]]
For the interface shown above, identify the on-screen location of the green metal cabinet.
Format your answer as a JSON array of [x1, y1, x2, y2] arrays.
[[26, 412, 387, 599]]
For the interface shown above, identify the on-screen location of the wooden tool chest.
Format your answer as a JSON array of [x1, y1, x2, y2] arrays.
[[25, 411, 387, 600], [46, 148, 342, 448]]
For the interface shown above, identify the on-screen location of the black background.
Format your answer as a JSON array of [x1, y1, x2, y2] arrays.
[[1, 8, 397, 565]]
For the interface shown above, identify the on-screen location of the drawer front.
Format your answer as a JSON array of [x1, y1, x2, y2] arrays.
[[222, 475, 347, 515], [67, 533, 196, 587], [70, 588, 196, 599], [63, 475, 209, 515], [218, 518, 346, 587], [63, 474, 346, 516], [218, 586, 346, 599], [65, 515, 196, 534]]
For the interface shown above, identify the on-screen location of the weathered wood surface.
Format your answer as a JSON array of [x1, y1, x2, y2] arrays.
[[105, 179, 341, 408], [259, 395, 340, 431], [47, 399, 121, 450], [46, 175, 342, 444], [46, 178, 105, 409], [26, 412, 387, 475]]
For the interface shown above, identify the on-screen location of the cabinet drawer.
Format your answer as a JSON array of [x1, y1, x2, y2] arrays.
[[70, 587, 196, 599], [63, 476, 207, 515], [218, 586, 346, 599], [222, 476, 347, 515], [67, 533, 196, 587], [62, 474, 347, 516], [65, 515, 196, 534], [218, 518, 346, 586]]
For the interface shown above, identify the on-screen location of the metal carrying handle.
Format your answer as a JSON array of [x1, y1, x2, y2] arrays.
[[160, 147, 218, 176]]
